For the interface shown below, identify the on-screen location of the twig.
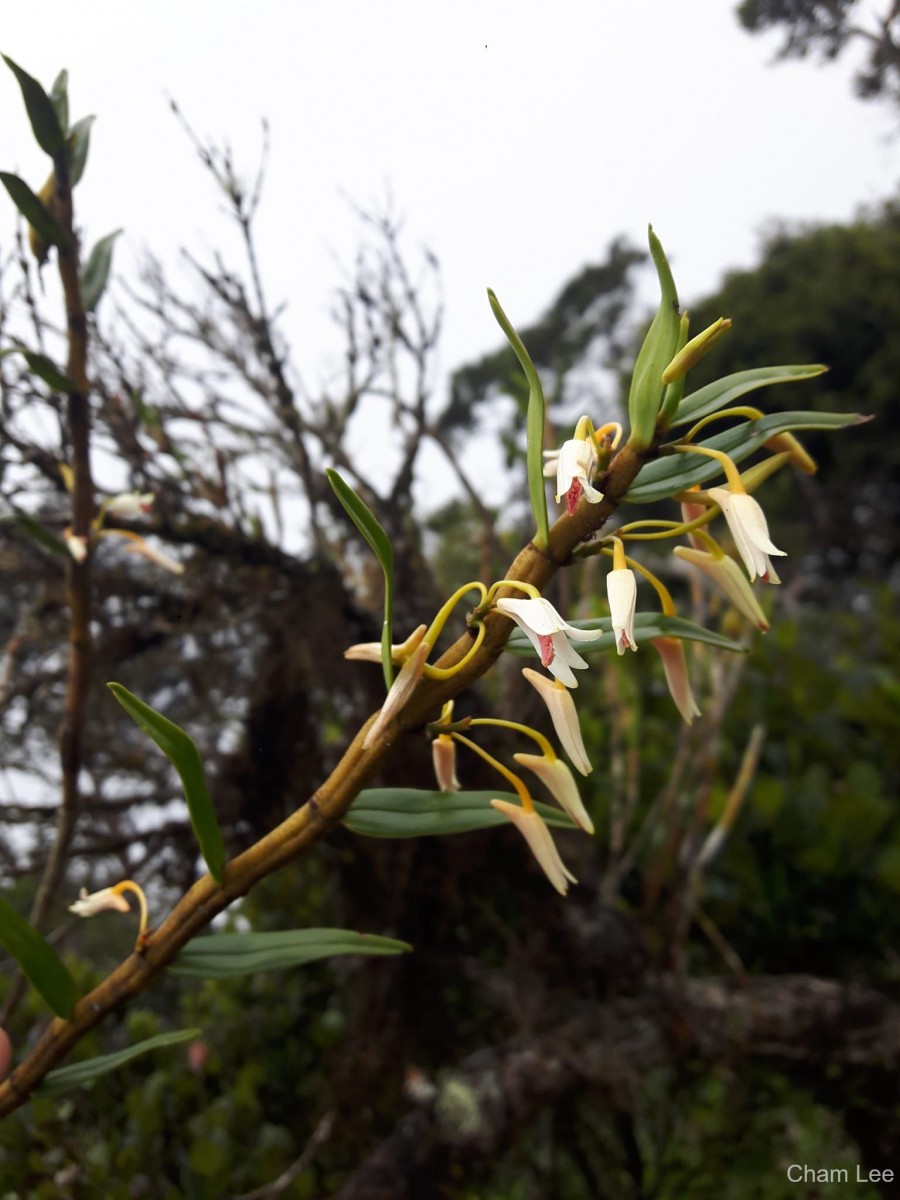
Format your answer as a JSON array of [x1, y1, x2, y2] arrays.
[[230, 1110, 334, 1200]]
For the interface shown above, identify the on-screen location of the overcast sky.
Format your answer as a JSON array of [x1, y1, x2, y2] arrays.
[[2, 1, 897, 454]]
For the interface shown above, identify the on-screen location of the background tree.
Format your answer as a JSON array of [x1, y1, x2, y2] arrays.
[[736, 0, 900, 109]]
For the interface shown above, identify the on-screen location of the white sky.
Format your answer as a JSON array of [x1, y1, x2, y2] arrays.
[[2, 1, 897, 494]]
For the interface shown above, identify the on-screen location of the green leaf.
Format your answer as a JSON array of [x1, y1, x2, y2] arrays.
[[23, 350, 73, 392], [670, 364, 829, 428], [171, 928, 412, 979], [625, 410, 862, 504], [344, 788, 577, 839], [49, 69, 69, 135], [326, 469, 395, 688], [0, 344, 73, 392], [505, 612, 746, 657], [107, 684, 226, 883], [2, 506, 68, 556], [67, 115, 95, 188], [80, 229, 121, 313], [37, 1029, 200, 1099], [487, 289, 550, 549], [0, 894, 77, 1018], [3, 56, 66, 158], [0, 172, 69, 252], [627, 226, 680, 451]]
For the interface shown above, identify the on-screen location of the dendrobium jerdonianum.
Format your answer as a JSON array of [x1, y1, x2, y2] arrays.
[[675, 444, 786, 584], [521, 667, 593, 776], [553, 416, 604, 516], [490, 800, 577, 896], [450, 726, 581, 893], [705, 486, 786, 584], [495, 596, 603, 687], [69, 880, 149, 946], [606, 538, 637, 655]]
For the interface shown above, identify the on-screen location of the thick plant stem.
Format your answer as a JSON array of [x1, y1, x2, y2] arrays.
[[0, 443, 649, 1114], [1, 149, 94, 1026]]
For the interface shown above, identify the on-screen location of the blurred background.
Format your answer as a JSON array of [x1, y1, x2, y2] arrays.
[[0, 2, 899, 1197]]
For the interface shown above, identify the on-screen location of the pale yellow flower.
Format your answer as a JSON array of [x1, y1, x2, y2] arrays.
[[512, 753, 594, 834], [490, 799, 577, 895], [521, 667, 592, 776]]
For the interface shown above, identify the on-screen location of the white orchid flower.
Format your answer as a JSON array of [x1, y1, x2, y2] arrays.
[[607, 567, 638, 655], [496, 597, 602, 688], [707, 487, 786, 584], [104, 492, 155, 518], [69, 886, 131, 918], [555, 437, 604, 516]]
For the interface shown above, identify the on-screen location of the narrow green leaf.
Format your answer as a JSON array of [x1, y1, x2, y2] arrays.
[[505, 612, 746, 657], [326, 469, 394, 688], [0, 172, 69, 251], [2, 507, 68, 556], [25, 350, 73, 392], [67, 115, 95, 188], [50, 69, 69, 135], [3, 56, 66, 158], [626, 410, 862, 504], [107, 684, 226, 883], [671, 364, 829, 428], [344, 788, 577, 839], [487, 289, 549, 549], [37, 1029, 200, 1099], [172, 928, 411, 979], [80, 229, 121, 313], [0, 344, 73, 391], [0, 895, 77, 1018], [627, 226, 681, 451]]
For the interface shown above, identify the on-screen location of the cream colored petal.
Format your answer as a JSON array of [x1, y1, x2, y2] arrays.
[[490, 800, 576, 895], [345, 624, 428, 664], [708, 488, 785, 584], [64, 530, 89, 563], [362, 638, 429, 749], [513, 753, 595, 834], [105, 492, 155, 518], [123, 539, 184, 575], [674, 546, 769, 631], [522, 668, 592, 775], [69, 886, 131, 918], [606, 568, 637, 655], [432, 735, 460, 792], [652, 637, 701, 724]]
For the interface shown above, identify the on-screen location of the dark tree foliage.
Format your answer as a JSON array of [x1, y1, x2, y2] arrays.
[[737, 0, 900, 107], [685, 200, 900, 585]]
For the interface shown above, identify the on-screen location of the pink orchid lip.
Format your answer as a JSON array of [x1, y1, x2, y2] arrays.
[[537, 634, 555, 667], [496, 597, 602, 688]]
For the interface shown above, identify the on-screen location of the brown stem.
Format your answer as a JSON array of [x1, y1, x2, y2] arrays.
[[0, 442, 649, 1114], [2, 146, 94, 1025]]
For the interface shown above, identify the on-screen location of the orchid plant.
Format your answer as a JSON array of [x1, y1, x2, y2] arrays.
[[0, 56, 862, 1115]]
